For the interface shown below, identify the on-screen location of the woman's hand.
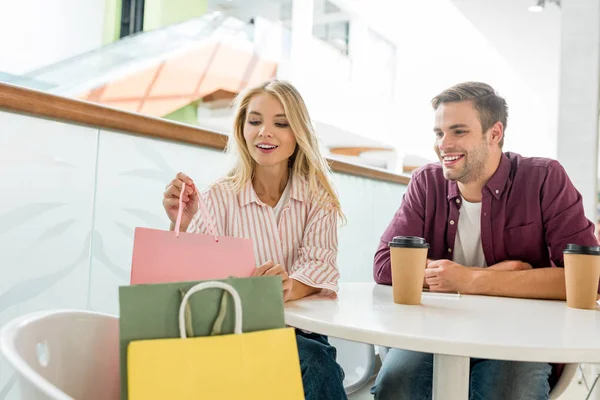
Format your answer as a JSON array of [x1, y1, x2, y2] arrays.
[[163, 172, 199, 232], [253, 261, 293, 302]]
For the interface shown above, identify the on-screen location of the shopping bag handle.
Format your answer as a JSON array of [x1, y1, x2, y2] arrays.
[[178, 281, 243, 339], [174, 182, 219, 242]]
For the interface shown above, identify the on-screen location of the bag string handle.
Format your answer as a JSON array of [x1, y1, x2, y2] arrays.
[[178, 281, 243, 339]]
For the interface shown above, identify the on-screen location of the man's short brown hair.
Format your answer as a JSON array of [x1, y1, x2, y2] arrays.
[[431, 82, 508, 148]]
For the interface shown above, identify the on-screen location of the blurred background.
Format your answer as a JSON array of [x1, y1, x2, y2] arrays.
[[0, 0, 574, 174]]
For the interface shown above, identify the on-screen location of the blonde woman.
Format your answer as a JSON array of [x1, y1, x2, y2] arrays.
[[162, 80, 347, 399]]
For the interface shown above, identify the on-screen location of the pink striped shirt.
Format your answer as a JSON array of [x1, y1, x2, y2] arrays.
[[186, 174, 339, 297]]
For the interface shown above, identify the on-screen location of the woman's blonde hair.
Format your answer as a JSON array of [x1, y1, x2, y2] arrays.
[[224, 79, 344, 221]]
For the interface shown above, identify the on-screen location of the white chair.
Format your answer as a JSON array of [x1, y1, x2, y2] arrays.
[[377, 346, 577, 399], [1, 310, 378, 398], [549, 363, 578, 399], [329, 337, 376, 394], [0, 310, 120, 400]]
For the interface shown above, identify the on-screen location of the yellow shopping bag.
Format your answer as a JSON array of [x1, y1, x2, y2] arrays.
[[127, 281, 304, 399]]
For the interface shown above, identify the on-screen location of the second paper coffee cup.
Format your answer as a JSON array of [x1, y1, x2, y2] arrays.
[[389, 236, 429, 305], [563, 243, 600, 310]]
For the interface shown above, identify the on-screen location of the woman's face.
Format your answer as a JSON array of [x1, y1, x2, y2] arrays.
[[243, 93, 297, 169]]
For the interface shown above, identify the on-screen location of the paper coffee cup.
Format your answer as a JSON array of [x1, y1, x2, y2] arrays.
[[389, 236, 429, 305], [563, 243, 600, 310]]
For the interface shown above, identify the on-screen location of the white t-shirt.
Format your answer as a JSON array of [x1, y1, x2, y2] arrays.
[[272, 178, 292, 223], [453, 197, 487, 267]]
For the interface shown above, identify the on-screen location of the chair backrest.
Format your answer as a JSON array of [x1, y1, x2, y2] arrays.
[[328, 337, 376, 395], [549, 363, 579, 400], [0, 310, 120, 400]]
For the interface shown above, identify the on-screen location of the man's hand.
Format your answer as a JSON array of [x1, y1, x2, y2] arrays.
[[425, 258, 571, 299], [425, 259, 475, 293], [423, 258, 433, 288], [424, 258, 532, 290]]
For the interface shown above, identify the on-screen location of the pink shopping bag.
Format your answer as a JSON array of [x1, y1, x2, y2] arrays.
[[130, 183, 256, 284]]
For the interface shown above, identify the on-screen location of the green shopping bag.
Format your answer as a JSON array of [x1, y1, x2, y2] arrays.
[[118, 276, 285, 400]]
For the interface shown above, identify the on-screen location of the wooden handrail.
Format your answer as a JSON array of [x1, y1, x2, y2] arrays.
[[0, 82, 411, 185]]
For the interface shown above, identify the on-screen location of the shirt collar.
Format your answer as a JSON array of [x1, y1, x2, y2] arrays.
[[239, 173, 304, 207], [239, 179, 260, 207], [447, 179, 460, 201], [447, 153, 511, 202], [484, 152, 511, 200], [289, 173, 304, 202]]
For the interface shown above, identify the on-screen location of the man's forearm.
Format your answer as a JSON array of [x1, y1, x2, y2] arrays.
[[470, 267, 566, 300]]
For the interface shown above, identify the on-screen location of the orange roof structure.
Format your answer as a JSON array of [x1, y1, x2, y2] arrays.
[[78, 42, 277, 116]]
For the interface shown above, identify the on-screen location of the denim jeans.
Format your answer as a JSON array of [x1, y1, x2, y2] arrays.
[[296, 330, 347, 400], [371, 349, 552, 400]]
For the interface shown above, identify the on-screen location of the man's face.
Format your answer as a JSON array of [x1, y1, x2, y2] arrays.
[[433, 101, 493, 184]]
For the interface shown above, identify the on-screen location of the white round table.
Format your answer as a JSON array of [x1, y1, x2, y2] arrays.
[[284, 282, 600, 399]]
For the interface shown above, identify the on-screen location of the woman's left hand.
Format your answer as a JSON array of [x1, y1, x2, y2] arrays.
[[253, 262, 293, 302]]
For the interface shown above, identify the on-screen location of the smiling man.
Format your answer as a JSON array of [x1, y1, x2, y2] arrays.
[[370, 82, 598, 400]]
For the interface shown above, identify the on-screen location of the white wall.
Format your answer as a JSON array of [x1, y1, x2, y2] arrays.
[[556, 0, 600, 221], [0, 0, 106, 74], [335, 0, 558, 165], [449, 0, 561, 158]]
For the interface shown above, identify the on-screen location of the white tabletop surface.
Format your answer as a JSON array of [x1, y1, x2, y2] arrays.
[[284, 282, 600, 363]]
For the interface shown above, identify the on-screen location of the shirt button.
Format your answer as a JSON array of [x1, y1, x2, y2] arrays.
[[484, 212, 487, 217], [495, 189, 499, 194], [450, 220, 455, 225], [448, 248, 452, 253], [455, 199, 461, 204]]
